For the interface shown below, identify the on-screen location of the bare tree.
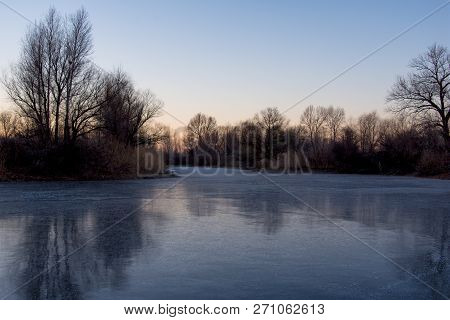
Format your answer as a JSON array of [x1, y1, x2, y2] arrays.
[[325, 106, 345, 142], [358, 111, 379, 153], [63, 8, 94, 144], [239, 120, 263, 167], [68, 66, 106, 142], [98, 70, 162, 146], [256, 108, 286, 132], [46, 9, 68, 143], [387, 44, 450, 147], [3, 18, 52, 143], [0, 111, 19, 138], [300, 105, 328, 142], [142, 122, 171, 148], [185, 113, 218, 149], [216, 125, 237, 157], [256, 107, 287, 159], [2, 8, 100, 146]]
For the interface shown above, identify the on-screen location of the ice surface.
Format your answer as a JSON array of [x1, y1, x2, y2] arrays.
[[0, 168, 448, 299]]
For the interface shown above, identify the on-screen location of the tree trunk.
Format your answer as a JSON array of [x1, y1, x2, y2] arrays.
[[64, 79, 72, 145], [54, 108, 60, 144], [443, 122, 450, 151]]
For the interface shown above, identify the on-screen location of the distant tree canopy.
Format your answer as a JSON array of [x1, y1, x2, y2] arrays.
[[0, 111, 20, 139], [168, 103, 446, 175]]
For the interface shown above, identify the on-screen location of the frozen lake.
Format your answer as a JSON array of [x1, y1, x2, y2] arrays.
[[0, 167, 449, 299]]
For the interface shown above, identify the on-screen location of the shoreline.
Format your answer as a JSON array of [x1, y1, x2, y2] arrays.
[[0, 172, 177, 182], [157, 165, 450, 180], [1, 167, 448, 182]]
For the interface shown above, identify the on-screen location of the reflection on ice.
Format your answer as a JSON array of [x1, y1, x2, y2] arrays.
[[0, 169, 448, 299]]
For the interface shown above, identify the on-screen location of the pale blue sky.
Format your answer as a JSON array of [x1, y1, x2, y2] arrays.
[[1, 0, 449, 127]]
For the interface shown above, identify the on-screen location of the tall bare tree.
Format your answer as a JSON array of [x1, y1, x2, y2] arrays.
[[387, 44, 450, 147], [300, 105, 328, 142], [325, 106, 345, 142], [2, 8, 99, 146], [185, 113, 218, 150], [46, 8, 67, 143], [239, 120, 263, 167], [3, 17, 52, 143], [68, 66, 106, 143], [256, 107, 287, 159], [358, 111, 379, 153], [63, 8, 93, 144]]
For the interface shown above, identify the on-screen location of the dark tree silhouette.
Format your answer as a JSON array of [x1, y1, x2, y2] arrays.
[[2, 8, 105, 146], [97, 70, 162, 146], [1, 8, 164, 179], [256, 107, 287, 160], [388, 44, 450, 148], [185, 113, 218, 149]]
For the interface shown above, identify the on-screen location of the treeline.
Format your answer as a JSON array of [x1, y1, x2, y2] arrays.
[[0, 8, 165, 179], [164, 107, 447, 175], [164, 45, 449, 176]]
